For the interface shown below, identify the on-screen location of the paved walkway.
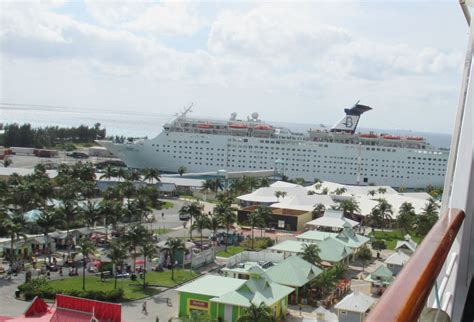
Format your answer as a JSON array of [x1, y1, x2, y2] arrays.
[[0, 273, 30, 317]]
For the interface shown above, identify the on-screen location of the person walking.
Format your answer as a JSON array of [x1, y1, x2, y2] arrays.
[[142, 301, 148, 315], [161, 212, 164, 220]]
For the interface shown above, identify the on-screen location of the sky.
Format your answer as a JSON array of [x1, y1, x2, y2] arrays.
[[0, 0, 470, 134]]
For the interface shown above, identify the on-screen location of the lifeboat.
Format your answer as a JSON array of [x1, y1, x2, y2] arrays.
[[197, 123, 213, 129], [254, 124, 273, 130], [383, 135, 402, 140], [228, 123, 248, 129], [359, 133, 378, 139], [406, 136, 424, 141]]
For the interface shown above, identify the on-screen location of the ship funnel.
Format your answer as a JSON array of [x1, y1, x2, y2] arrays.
[[330, 102, 372, 134]]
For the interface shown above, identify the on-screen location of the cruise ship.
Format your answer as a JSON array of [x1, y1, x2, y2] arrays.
[[97, 103, 448, 188]]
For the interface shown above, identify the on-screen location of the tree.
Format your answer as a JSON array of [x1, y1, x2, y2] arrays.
[[2, 157, 12, 168], [397, 202, 416, 233], [36, 207, 59, 263], [3, 212, 27, 266], [106, 240, 128, 289], [253, 205, 271, 238], [125, 224, 148, 272], [274, 190, 287, 201], [192, 215, 211, 249], [301, 243, 321, 266], [55, 200, 80, 256], [338, 199, 360, 219], [141, 239, 157, 288], [177, 166, 186, 177], [371, 199, 393, 230], [312, 203, 326, 218], [321, 187, 329, 195], [237, 303, 276, 322], [416, 198, 440, 237], [179, 202, 203, 240], [247, 208, 266, 250], [77, 239, 96, 290], [377, 187, 387, 194], [81, 200, 101, 229], [368, 190, 376, 197], [333, 187, 347, 195], [371, 240, 387, 252], [100, 165, 118, 181], [214, 196, 236, 252], [143, 168, 160, 184], [165, 238, 185, 280], [100, 200, 123, 240], [356, 244, 372, 273]]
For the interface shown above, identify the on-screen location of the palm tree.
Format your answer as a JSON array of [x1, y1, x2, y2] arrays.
[[3, 212, 27, 266], [106, 240, 128, 289], [258, 177, 270, 188], [118, 181, 136, 199], [312, 203, 326, 219], [192, 215, 211, 249], [135, 195, 152, 224], [397, 202, 416, 233], [125, 223, 148, 272], [99, 200, 123, 240], [141, 240, 157, 288], [333, 187, 348, 195], [77, 239, 96, 290], [100, 164, 118, 181], [208, 212, 222, 237], [82, 200, 101, 229], [55, 200, 80, 256], [377, 187, 387, 194], [177, 166, 186, 177], [126, 169, 142, 182], [247, 209, 266, 250], [274, 190, 287, 201], [237, 303, 276, 322], [179, 202, 203, 240], [165, 238, 185, 280], [2, 157, 12, 168], [372, 199, 393, 230], [116, 167, 128, 182], [36, 207, 59, 263], [367, 208, 383, 229], [301, 243, 321, 266], [253, 205, 271, 238], [321, 187, 329, 195], [416, 198, 440, 236], [338, 199, 360, 219], [214, 197, 236, 252], [143, 168, 160, 184], [368, 189, 376, 197], [356, 244, 372, 273]]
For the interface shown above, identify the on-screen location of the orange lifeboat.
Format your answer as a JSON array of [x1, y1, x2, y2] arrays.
[[197, 123, 213, 129], [254, 124, 272, 130], [359, 133, 378, 139], [383, 135, 401, 140], [229, 123, 248, 129], [406, 136, 424, 141]]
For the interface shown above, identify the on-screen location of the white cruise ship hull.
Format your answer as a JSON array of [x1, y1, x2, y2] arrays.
[[97, 130, 447, 188]]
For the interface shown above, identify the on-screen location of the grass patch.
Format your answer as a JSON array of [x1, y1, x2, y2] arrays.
[[145, 269, 200, 287], [47, 276, 160, 300], [216, 246, 245, 258], [161, 201, 174, 209], [154, 227, 171, 235], [371, 230, 422, 250]]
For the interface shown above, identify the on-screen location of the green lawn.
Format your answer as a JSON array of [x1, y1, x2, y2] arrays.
[[154, 227, 171, 235], [47, 269, 199, 301], [371, 230, 422, 250], [216, 246, 245, 258], [161, 201, 174, 209]]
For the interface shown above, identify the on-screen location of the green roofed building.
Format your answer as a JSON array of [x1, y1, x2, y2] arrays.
[[177, 268, 294, 321], [265, 255, 322, 304]]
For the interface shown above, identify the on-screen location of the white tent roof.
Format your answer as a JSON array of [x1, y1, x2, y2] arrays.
[[270, 181, 302, 188], [334, 291, 375, 313], [270, 194, 336, 212], [305, 181, 397, 197], [385, 250, 411, 266], [305, 210, 359, 229], [237, 186, 309, 203]]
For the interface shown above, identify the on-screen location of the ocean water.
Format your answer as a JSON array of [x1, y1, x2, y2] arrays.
[[0, 104, 452, 149]]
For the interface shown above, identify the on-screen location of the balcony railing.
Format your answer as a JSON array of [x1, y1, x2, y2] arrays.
[[366, 208, 465, 322]]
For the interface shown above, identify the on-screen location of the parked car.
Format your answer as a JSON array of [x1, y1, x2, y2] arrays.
[[66, 151, 89, 159]]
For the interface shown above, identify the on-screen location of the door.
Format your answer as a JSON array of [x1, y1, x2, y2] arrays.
[[224, 304, 233, 321]]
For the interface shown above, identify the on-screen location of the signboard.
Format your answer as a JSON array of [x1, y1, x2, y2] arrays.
[[278, 220, 285, 229], [189, 299, 209, 310]]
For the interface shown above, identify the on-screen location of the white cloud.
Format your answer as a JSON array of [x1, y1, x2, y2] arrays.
[[84, 0, 203, 36]]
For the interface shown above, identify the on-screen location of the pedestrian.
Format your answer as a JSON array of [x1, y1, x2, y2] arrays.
[[59, 266, 63, 278], [47, 271, 50, 280], [299, 305, 302, 316], [142, 301, 148, 315], [161, 212, 164, 219]]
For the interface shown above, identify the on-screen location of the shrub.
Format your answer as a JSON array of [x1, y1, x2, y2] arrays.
[[240, 237, 274, 250], [100, 262, 113, 273]]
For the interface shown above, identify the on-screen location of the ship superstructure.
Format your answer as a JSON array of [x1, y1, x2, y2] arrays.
[[97, 103, 448, 188]]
